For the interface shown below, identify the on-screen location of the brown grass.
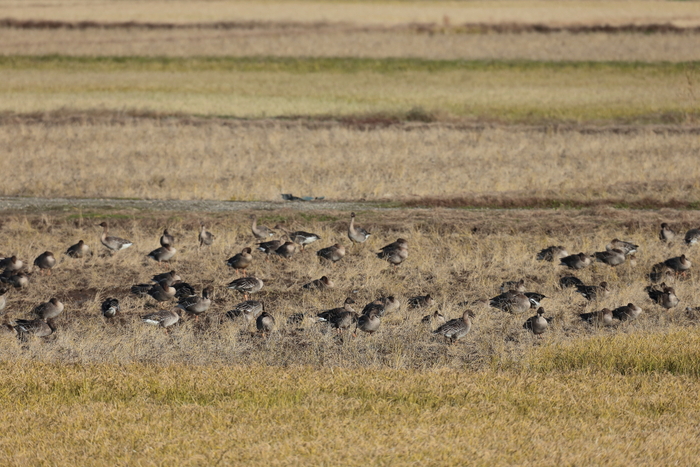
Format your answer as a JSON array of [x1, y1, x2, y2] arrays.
[[2, 0, 699, 27], [4, 27, 700, 61], [1, 118, 699, 204]]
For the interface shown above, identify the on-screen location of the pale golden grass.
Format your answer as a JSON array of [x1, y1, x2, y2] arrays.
[[1, 363, 700, 465], [2, 209, 700, 464], [1, 120, 700, 203], [1, 61, 697, 123], [2, 0, 699, 27], [4, 28, 700, 62]]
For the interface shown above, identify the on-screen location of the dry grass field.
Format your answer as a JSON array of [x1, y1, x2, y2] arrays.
[[1, 118, 700, 204], [2, 0, 700, 464], [2, 208, 700, 464]]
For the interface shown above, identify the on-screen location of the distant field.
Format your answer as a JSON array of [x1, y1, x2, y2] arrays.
[[0, 57, 698, 124], [2, 0, 699, 27]]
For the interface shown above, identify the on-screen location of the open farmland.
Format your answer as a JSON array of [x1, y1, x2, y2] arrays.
[[2, 0, 700, 465]]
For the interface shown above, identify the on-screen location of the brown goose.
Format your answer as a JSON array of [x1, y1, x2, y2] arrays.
[[97, 222, 132, 253], [13, 318, 56, 338], [329, 310, 359, 335], [559, 275, 584, 289], [408, 294, 435, 308], [377, 238, 408, 267], [560, 253, 592, 270], [0, 256, 24, 272], [649, 262, 674, 283], [147, 244, 177, 264], [226, 300, 263, 323], [101, 298, 120, 318], [147, 281, 177, 302], [302, 276, 334, 290], [256, 311, 275, 336], [379, 296, 401, 314], [317, 297, 356, 323], [33, 298, 63, 320], [160, 229, 175, 247], [251, 215, 275, 240], [536, 246, 569, 262], [646, 284, 679, 309], [523, 307, 551, 335], [489, 290, 530, 314], [579, 308, 613, 326], [576, 282, 610, 301], [316, 243, 346, 263], [348, 212, 371, 245], [357, 309, 381, 335], [227, 276, 264, 300], [433, 310, 472, 342], [257, 239, 283, 256], [274, 241, 297, 259], [142, 308, 180, 329], [684, 228, 700, 246], [226, 248, 253, 275], [612, 303, 643, 321], [66, 240, 90, 258], [279, 227, 321, 251], [664, 255, 691, 274], [606, 239, 638, 256], [3, 271, 29, 289], [33, 251, 56, 275], [152, 270, 181, 284], [198, 223, 215, 247], [176, 286, 213, 320], [659, 223, 675, 243], [594, 248, 626, 267]]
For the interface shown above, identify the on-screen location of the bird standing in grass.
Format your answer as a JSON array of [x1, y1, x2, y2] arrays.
[[228, 276, 264, 300], [33, 251, 56, 275], [98, 222, 133, 254], [251, 215, 275, 240], [142, 308, 180, 331], [198, 223, 215, 247], [433, 310, 472, 343], [227, 248, 253, 275], [256, 311, 275, 337], [523, 308, 551, 335], [348, 212, 371, 246], [160, 229, 175, 247]]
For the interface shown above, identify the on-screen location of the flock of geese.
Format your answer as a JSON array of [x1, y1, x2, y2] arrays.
[[1, 213, 698, 344]]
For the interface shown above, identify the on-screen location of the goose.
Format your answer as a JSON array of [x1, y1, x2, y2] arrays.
[[33, 251, 56, 275], [257, 239, 283, 256], [524, 292, 547, 308], [433, 310, 472, 342], [146, 244, 176, 264], [13, 318, 56, 338], [579, 308, 613, 326], [141, 308, 180, 329], [377, 238, 408, 267], [559, 275, 584, 289], [408, 294, 435, 308], [684, 228, 700, 246], [173, 281, 196, 299], [612, 303, 643, 321], [316, 243, 346, 263], [279, 227, 321, 250], [606, 239, 638, 256], [302, 276, 334, 290], [98, 222, 132, 253], [500, 279, 525, 293], [348, 212, 371, 245], [251, 215, 275, 240], [274, 241, 297, 259], [379, 296, 400, 314], [489, 290, 531, 314], [422, 310, 446, 326], [160, 229, 175, 247], [226, 248, 253, 275], [151, 270, 181, 284], [523, 307, 551, 335], [176, 286, 213, 320], [357, 309, 381, 335], [649, 262, 674, 283], [664, 255, 691, 274], [66, 240, 90, 258], [536, 246, 568, 262], [594, 248, 626, 267], [0, 256, 24, 272], [256, 311, 275, 336], [560, 253, 592, 270], [329, 310, 359, 335], [646, 284, 679, 309], [361, 299, 386, 318], [318, 297, 356, 323], [198, 223, 215, 247], [147, 281, 177, 302], [226, 300, 263, 323], [33, 298, 63, 320], [4, 271, 29, 289], [575, 282, 610, 301], [227, 276, 263, 300], [101, 298, 120, 318], [659, 223, 675, 242]]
